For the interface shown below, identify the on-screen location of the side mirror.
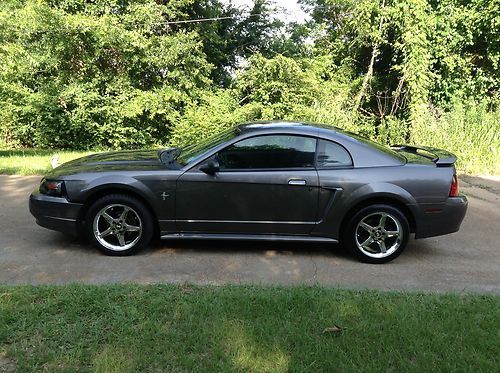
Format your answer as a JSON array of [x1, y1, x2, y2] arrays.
[[199, 159, 220, 175]]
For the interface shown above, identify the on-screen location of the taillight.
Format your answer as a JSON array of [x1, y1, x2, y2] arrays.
[[449, 175, 459, 197]]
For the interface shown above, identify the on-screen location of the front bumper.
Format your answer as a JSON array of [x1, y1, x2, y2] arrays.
[[415, 195, 468, 239], [29, 190, 83, 236]]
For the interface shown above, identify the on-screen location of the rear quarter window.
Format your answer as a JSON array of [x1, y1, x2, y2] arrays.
[[316, 139, 353, 168]]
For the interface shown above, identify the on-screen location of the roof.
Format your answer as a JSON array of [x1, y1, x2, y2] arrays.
[[237, 120, 337, 132], [235, 120, 405, 167]]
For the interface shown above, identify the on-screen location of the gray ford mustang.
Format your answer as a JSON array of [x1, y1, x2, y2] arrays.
[[29, 122, 468, 263]]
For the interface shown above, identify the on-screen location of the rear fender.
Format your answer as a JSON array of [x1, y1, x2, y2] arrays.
[[346, 182, 417, 207], [313, 182, 417, 239]]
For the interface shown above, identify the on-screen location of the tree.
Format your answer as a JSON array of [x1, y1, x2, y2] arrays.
[[299, 0, 499, 117], [174, 0, 284, 85], [0, 0, 212, 148]]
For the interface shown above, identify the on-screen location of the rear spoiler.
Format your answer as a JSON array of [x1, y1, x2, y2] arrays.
[[391, 144, 457, 167]]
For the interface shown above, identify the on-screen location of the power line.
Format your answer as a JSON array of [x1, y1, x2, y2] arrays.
[[159, 13, 262, 25], [15, 12, 266, 33], [145, 4, 370, 26]]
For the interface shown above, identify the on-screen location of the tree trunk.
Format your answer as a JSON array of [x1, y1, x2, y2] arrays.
[[353, 0, 386, 112]]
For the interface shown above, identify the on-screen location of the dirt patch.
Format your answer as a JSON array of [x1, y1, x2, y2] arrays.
[[0, 353, 16, 373]]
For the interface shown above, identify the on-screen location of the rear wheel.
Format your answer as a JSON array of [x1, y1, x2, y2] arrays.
[[344, 204, 409, 264], [85, 194, 153, 256]]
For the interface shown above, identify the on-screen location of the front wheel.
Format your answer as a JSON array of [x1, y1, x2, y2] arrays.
[[85, 194, 154, 256], [344, 204, 409, 264]]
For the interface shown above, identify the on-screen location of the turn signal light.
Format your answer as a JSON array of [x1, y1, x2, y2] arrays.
[[449, 175, 459, 197], [40, 179, 64, 196]]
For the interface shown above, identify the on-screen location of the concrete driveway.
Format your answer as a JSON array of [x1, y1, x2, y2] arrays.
[[0, 174, 498, 293]]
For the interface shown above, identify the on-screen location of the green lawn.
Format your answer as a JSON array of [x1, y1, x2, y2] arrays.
[[0, 285, 498, 371], [0, 149, 91, 175]]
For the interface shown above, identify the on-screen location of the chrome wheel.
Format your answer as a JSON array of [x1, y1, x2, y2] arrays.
[[355, 212, 403, 259], [92, 204, 143, 252]]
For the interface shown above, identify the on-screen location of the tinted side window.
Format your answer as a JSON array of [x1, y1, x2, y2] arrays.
[[219, 135, 316, 170], [316, 140, 352, 168]]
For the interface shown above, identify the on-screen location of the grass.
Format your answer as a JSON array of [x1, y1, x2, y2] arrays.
[[411, 103, 500, 175], [0, 149, 91, 175], [0, 285, 498, 371]]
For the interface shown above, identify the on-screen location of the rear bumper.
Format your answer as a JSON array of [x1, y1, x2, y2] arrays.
[[415, 195, 468, 239], [29, 190, 83, 236]]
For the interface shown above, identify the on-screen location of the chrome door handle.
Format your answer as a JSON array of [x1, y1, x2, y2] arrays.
[[288, 179, 307, 186]]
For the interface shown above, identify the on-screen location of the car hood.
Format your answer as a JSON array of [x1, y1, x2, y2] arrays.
[[47, 149, 168, 177]]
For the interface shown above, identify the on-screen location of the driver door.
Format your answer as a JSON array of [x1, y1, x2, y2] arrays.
[[175, 134, 319, 235]]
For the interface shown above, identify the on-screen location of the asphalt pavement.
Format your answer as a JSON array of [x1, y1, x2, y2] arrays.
[[0, 174, 498, 293]]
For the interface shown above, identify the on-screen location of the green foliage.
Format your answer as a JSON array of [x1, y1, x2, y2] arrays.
[[411, 100, 500, 175], [376, 116, 408, 145], [0, 0, 212, 149], [302, 0, 498, 115], [390, 0, 433, 122], [429, 0, 500, 106], [236, 54, 323, 119], [171, 52, 498, 174], [170, 54, 373, 147], [0, 0, 498, 174], [169, 89, 245, 147], [179, 0, 283, 85]]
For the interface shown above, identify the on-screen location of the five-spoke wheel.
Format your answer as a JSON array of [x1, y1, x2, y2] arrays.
[[345, 204, 409, 263], [93, 204, 143, 251], [86, 194, 153, 256]]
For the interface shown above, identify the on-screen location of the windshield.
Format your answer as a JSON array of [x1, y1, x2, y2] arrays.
[[175, 126, 240, 166]]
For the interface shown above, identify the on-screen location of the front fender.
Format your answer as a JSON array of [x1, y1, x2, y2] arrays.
[[66, 175, 159, 211]]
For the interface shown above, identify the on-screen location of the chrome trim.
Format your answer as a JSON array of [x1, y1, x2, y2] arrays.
[[179, 219, 316, 225], [161, 233, 338, 243], [320, 186, 343, 191], [288, 179, 307, 186], [41, 216, 77, 222]]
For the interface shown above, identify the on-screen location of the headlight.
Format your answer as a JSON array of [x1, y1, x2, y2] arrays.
[[39, 179, 65, 197]]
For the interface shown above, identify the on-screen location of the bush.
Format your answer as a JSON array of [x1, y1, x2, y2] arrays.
[[169, 90, 246, 147], [411, 101, 500, 175], [0, 0, 211, 149]]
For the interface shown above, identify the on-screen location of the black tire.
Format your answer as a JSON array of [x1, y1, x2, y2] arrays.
[[85, 194, 154, 256], [343, 204, 409, 264]]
